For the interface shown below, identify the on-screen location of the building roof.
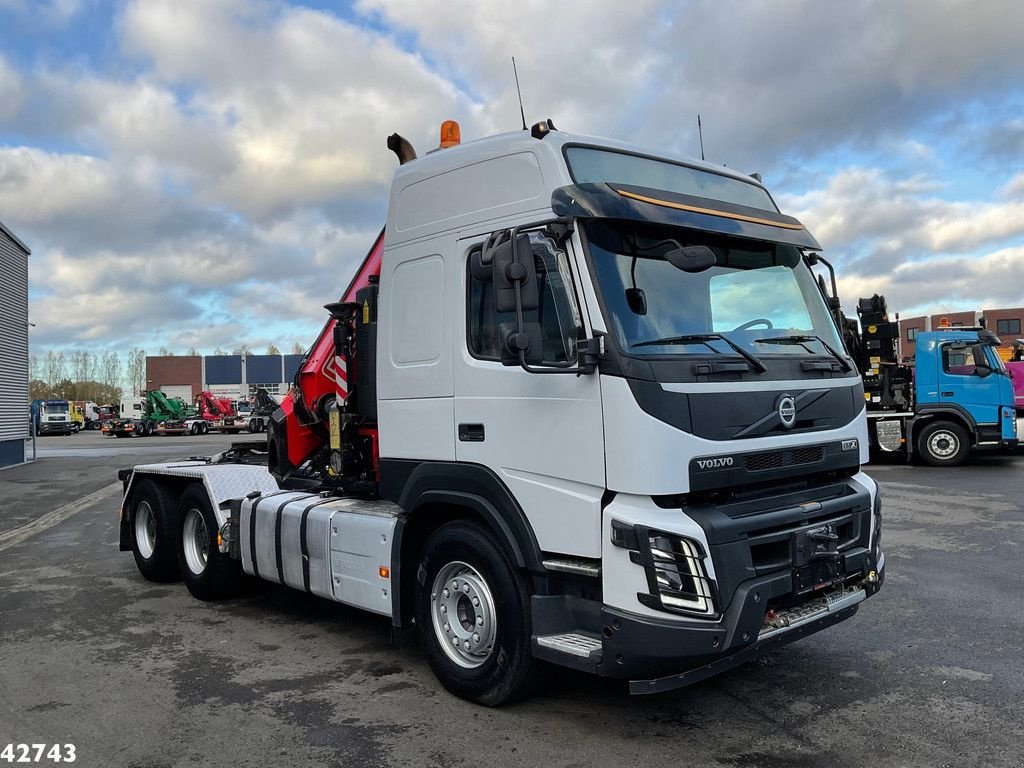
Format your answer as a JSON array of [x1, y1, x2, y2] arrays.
[[0, 218, 31, 255]]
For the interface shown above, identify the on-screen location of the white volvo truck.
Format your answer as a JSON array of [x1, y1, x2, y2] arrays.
[[118, 121, 885, 705]]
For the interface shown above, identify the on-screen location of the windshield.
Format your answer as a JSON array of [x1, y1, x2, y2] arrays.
[[42, 402, 69, 415], [584, 220, 844, 360]]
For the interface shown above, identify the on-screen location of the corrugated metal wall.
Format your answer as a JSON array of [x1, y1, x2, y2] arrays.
[[0, 225, 30, 444]]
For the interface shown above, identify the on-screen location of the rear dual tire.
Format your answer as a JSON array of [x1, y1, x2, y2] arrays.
[[129, 480, 180, 582], [177, 485, 241, 601]]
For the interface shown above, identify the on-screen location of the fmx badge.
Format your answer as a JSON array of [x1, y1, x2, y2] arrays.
[[777, 394, 797, 428]]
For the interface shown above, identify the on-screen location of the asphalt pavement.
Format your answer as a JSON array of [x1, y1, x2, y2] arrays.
[[1, 431, 1022, 767]]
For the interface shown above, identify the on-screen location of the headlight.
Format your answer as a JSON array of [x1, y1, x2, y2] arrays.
[[611, 523, 718, 618], [872, 487, 882, 559]]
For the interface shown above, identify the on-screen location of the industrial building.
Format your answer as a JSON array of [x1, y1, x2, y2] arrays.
[[0, 219, 30, 468], [146, 353, 305, 401], [898, 307, 1024, 359]]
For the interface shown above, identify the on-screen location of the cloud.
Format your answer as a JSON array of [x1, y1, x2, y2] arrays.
[[2, 0, 1024, 358], [0, 0, 83, 25], [0, 55, 24, 120], [784, 165, 1024, 315], [117, 0, 474, 218]]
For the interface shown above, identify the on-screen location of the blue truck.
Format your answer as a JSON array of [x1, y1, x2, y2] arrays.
[[852, 295, 1017, 466], [29, 399, 75, 436]]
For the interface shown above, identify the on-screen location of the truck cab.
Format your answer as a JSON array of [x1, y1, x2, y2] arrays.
[[912, 329, 1017, 461], [368, 127, 882, 693], [119, 124, 884, 704], [32, 399, 73, 436]]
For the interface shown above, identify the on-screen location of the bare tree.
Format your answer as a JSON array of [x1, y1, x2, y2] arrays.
[[213, 347, 226, 356], [292, 342, 305, 355], [42, 351, 66, 385], [187, 347, 199, 356], [70, 350, 95, 385], [266, 343, 280, 355], [100, 351, 121, 401], [127, 348, 146, 397]]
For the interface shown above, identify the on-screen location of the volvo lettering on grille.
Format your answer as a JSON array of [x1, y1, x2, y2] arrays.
[[696, 456, 734, 470]]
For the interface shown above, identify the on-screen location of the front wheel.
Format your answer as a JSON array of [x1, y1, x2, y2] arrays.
[[414, 521, 537, 706], [177, 485, 241, 600], [916, 420, 969, 466]]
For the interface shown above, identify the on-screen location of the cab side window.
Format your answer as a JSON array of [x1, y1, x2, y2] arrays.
[[941, 344, 980, 376], [467, 233, 581, 364]]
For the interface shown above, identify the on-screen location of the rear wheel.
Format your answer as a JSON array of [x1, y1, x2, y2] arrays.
[[177, 485, 241, 600], [129, 479, 180, 582], [414, 521, 537, 706], [248, 418, 257, 432], [916, 420, 969, 466]]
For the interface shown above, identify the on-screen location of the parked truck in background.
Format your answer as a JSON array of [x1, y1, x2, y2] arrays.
[[30, 399, 74, 436], [195, 391, 247, 434], [849, 295, 1017, 466], [239, 387, 279, 433], [73, 401, 104, 430], [1007, 339, 1024, 413], [116, 121, 884, 705], [103, 391, 201, 437], [69, 402, 85, 432]]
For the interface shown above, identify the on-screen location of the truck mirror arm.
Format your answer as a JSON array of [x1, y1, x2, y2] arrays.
[[502, 218, 596, 376]]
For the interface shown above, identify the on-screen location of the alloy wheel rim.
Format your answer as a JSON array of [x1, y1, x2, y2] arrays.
[[430, 561, 497, 669], [183, 508, 209, 575]]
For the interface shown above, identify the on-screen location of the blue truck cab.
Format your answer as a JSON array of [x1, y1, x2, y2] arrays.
[[854, 295, 1017, 467], [911, 329, 1017, 461]]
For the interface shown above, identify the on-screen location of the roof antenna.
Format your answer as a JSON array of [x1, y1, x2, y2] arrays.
[[697, 114, 705, 161], [512, 57, 527, 131]]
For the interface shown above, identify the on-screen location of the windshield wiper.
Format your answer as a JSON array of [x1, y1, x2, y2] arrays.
[[753, 334, 852, 372], [632, 333, 767, 373]]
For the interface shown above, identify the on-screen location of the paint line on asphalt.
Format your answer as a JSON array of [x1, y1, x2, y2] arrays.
[[0, 482, 121, 552]]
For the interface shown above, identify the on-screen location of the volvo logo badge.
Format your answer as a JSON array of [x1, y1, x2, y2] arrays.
[[778, 395, 797, 428]]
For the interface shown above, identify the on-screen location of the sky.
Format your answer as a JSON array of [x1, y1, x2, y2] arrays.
[[2, 0, 1023, 357]]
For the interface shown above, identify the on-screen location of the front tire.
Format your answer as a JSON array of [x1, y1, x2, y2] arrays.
[[129, 479, 180, 582], [917, 420, 969, 466], [414, 521, 537, 706], [177, 485, 241, 601]]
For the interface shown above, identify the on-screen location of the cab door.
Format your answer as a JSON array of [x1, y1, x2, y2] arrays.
[[453, 229, 605, 559], [938, 342, 1002, 425]]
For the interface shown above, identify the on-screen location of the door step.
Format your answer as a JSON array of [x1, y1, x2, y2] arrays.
[[535, 632, 603, 660]]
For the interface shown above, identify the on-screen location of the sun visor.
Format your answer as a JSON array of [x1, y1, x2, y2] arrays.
[[551, 182, 822, 250]]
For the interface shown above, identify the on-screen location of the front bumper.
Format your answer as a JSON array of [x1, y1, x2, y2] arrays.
[[37, 422, 71, 435], [598, 557, 884, 693]]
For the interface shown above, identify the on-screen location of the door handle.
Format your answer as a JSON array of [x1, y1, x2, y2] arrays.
[[458, 423, 485, 442], [941, 391, 954, 397]]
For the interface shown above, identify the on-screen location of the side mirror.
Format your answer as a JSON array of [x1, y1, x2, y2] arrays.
[[625, 287, 647, 315], [487, 230, 539, 312], [498, 321, 543, 366], [469, 247, 492, 282], [665, 244, 716, 273], [974, 364, 993, 379]]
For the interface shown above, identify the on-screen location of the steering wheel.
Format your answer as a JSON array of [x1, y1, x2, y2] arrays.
[[732, 318, 774, 331]]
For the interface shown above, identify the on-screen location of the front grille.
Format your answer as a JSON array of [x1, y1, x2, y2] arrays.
[[744, 446, 824, 472]]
